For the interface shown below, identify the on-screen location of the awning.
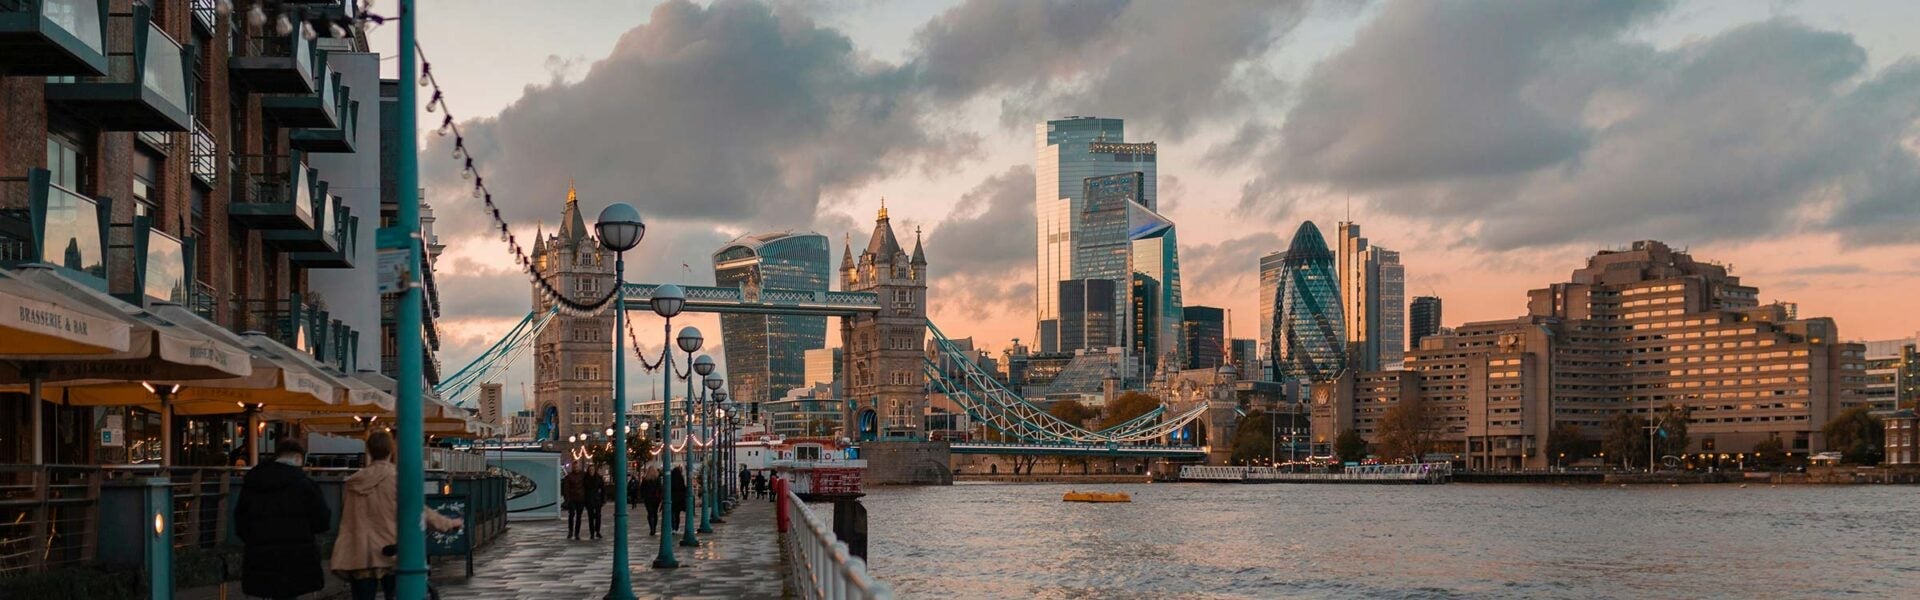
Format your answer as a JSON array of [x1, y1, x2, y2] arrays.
[[0, 269, 131, 355], [0, 265, 250, 383]]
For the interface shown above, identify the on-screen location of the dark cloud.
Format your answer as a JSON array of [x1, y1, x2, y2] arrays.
[[1246, 0, 1920, 250], [1180, 231, 1285, 300], [910, 0, 1308, 139], [923, 166, 1037, 325]]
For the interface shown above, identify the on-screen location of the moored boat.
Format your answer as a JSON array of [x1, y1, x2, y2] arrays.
[[769, 437, 866, 502], [1063, 490, 1131, 503]]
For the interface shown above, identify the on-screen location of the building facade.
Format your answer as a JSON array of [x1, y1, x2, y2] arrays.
[[530, 184, 615, 441], [1184, 306, 1226, 369], [804, 347, 841, 389], [1410, 296, 1443, 349], [1335, 222, 1404, 371], [1259, 250, 1285, 379], [1861, 334, 1918, 411], [713, 231, 831, 405], [1275, 221, 1346, 382], [1056, 278, 1117, 352], [840, 203, 928, 439], [1230, 338, 1260, 380], [1314, 241, 1867, 471], [1034, 116, 1155, 353]]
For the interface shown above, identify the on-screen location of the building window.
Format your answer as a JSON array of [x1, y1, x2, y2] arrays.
[[132, 147, 162, 221], [46, 134, 89, 191]]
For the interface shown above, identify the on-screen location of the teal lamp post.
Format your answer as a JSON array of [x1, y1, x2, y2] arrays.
[[717, 396, 735, 509], [702, 374, 724, 526], [690, 358, 718, 535], [678, 334, 706, 547], [595, 202, 645, 597], [649, 285, 686, 569], [394, 0, 430, 595]]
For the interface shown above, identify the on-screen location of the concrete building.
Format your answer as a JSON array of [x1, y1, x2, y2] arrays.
[[1335, 222, 1404, 371], [839, 202, 928, 439], [1860, 334, 1918, 411], [1410, 296, 1443, 349], [1034, 116, 1156, 353], [713, 231, 832, 405], [1184, 306, 1226, 369], [529, 183, 615, 441], [768, 383, 846, 439], [1315, 241, 1867, 471]]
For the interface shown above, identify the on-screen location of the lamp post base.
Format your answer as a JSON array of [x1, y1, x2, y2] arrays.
[[679, 538, 699, 548], [651, 558, 680, 569]]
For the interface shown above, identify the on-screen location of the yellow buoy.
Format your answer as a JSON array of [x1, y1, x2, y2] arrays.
[[1063, 491, 1131, 503]]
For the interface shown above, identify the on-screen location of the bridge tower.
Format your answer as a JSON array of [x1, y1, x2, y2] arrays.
[[840, 201, 928, 440], [529, 182, 615, 441]]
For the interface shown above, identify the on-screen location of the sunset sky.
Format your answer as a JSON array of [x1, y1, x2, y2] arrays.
[[373, 0, 1920, 412]]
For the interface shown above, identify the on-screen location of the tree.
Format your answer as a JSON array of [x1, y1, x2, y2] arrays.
[[1100, 392, 1162, 430], [1333, 429, 1367, 465], [1823, 406, 1885, 465], [1047, 400, 1098, 427], [1547, 422, 1596, 465], [1653, 405, 1691, 461], [1603, 413, 1648, 470], [1229, 411, 1274, 465], [1751, 437, 1787, 471], [1376, 397, 1441, 463]]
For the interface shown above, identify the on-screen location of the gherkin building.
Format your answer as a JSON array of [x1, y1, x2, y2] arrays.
[[1274, 221, 1347, 382]]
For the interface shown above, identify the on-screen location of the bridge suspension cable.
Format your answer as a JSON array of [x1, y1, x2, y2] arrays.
[[436, 307, 559, 406], [923, 320, 1208, 444]]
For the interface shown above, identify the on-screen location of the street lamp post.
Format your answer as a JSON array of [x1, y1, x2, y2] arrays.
[[700, 373, 722, 529], [649, 286, 686, 569], [595, 203, 645, 598], [718, 395, 734, 507], [678, 332, 706, 547]]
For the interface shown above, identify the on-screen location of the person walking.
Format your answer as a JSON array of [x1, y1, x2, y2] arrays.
[[562, 465, 586, 540], [626, 471, 641, 510], [235, 439, 331, 600], [738, 465, 751, 501], [584, 465, 607, 540], [639, 469, 664, 535], [752, 472, 768, 500], [331, 432, 462, 600], [669, 466, 690, 530]]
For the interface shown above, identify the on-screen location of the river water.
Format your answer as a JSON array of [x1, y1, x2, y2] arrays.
[[851, 482, 1920, 599]]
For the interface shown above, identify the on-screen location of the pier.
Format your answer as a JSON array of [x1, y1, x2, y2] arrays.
[[1180, 463, 1453, 484]]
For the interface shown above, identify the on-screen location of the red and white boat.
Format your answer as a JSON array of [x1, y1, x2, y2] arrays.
[[768, 437, 865, 502]]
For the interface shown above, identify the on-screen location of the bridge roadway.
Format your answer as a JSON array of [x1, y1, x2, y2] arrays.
[[621, 282, 881, 316], [948, 441, 1207, 458]]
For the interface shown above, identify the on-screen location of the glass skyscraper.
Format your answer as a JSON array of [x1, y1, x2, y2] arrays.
[[1335, 221, 1406, 371], [1277, 221, 1346, 382], [713, 231, 832, 404], [1067, 170, 1183, 376], [1035, 116, 1157, 353]]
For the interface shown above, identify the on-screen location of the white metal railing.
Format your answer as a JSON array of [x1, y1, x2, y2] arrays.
[[1181, 463, 1453, 483], [426, 447, 486, 473], [783, 489, 892, 600]]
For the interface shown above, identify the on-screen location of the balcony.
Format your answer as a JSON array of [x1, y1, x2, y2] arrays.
[[0, 168, 109, 284], [228, 153, 317, 231], [42, 4, 192, 131], [189, 121, 217, 187], [261, 66, 340, 129], [0, 0, 109, 76], [189, 0, 214, 36], [238, 293, 314, 353], [289, 87, 357, 153], [288, 208, 356, 268], [262, 186, 340, 253], [229, 28, 314, 93]]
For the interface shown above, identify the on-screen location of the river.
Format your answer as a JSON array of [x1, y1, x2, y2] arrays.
[[850, 482, 1920, 599]]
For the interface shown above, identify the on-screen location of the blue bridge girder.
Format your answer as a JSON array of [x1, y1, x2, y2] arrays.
[[621, 283, 881, 316], [948, 442, 1208, 458]]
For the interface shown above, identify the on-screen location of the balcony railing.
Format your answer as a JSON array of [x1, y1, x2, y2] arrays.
[[43, 4, 194, 131], [190, 120, 217, 186], [229, 153, 317, 231], [0, 0, 110, 76], [189, 280, 217, 321], [189, 0, 215, 35], [0, 465, 102, 575], [231, 29, 315, 94]]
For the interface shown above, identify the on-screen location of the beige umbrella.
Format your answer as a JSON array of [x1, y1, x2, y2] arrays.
[[0, 269, 131, 355]]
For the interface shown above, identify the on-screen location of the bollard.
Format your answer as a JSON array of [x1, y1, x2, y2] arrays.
[[774, 477, 790, 533], [832, 500, 868, 561], [145, 477, 174, 600]]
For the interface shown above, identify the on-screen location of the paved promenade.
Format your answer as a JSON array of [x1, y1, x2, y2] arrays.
[[432, 496, 787, 599]]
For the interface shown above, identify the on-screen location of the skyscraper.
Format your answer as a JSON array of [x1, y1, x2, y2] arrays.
[[1184, 306, 1226, 369], [714, 231, 833, 405], [1229, 339, 1260, 379], [1335, 222, 1405, 371], [1035, 116, 1157, 352], [1057, 278, 1118, 352], [804, 347, 841, 388], [1409, 296, 1443, 349], [1277, 221, 1346, 382], [1069, 170, 1184, 373]]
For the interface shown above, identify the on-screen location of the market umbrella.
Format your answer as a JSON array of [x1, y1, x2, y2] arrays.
[[0, 269, 131, 355]]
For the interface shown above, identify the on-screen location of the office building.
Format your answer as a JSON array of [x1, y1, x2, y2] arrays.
[[1314, 240, 1867, 471], [767, 384, 847, 439], [1057, 278, 1118, 352], [1184, 306, 1226, 369], [714, 231, 833, 405], [1129, 202, 1183, 377], [1861, 335, 1919, 411], [1410, 296, 1443, 349], [1260, 251, 1286, 374], [805, 347, 842, 388], [1035, 116, 1156, 352], [1275, 222, 1347, 382], [1335, 222, 1404, 371], [1230, 339, 1260, 379]]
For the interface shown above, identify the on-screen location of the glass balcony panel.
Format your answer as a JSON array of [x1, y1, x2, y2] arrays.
[[41, 5, 192, 131], [143, 227, 186, 304], [261, 69, 339, 128], [0, 0, 108, 75], [229, 155, 317, 231], [42, 182, 105, 280], [230, 29, 314, 93], [140, 23, 188, 115], [42, 0, 104, 52]]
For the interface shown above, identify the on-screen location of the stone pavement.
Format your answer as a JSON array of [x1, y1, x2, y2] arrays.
[[430, 495, 788, 599]]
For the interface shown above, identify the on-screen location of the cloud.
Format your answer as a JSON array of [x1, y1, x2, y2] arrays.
[[910, 0, 1309, 138], [1244, 0, 1920, 250], [923, 166, 1036, 325]]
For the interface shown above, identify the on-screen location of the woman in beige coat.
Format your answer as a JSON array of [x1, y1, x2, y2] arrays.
[[331, 431, 462, 600]]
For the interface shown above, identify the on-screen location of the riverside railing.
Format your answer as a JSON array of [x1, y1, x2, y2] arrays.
[[1181, 463, 1453, 483], [779, 488, 891, 600]]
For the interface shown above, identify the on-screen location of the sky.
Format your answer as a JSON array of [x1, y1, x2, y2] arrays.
[[370, 0, 1920, 414]]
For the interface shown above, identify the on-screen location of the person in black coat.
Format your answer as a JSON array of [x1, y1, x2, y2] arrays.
[[639, 470, 664, 535], [737, 465, 750, 501], [235, 440, 331, 600], [669, 466, 690, 530], [584, 466, 607, 540]]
